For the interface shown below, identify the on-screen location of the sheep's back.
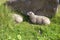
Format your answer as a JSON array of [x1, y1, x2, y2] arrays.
[[36, 16, 43, 24]]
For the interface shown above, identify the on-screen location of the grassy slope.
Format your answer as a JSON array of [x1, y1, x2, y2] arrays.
[[0, 0, 60, 40]]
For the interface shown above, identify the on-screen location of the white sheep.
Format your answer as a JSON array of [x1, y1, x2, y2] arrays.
[[27, 11, 50, 25], [12, 13, 23, 23]]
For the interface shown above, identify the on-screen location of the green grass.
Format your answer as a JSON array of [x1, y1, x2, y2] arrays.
[[0, 0, 60, 40]]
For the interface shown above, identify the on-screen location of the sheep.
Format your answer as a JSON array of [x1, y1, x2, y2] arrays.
[[27, 11, 50, 25], [12, 13, 23, 23]]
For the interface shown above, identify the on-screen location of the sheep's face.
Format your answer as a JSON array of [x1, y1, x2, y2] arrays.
[[27, 11, 35, 16]]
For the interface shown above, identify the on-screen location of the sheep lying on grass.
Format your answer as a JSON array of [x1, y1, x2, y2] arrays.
[[27, 11, 50, 25], [12, 14, 23, 23]]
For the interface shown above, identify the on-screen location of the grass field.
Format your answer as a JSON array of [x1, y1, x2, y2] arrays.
[[0, 0, 60, 40]]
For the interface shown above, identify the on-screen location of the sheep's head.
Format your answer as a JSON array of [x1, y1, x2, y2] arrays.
[[27, 11, 35, 16]]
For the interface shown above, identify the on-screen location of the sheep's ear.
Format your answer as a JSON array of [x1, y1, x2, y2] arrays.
[[27, 11, 33, 15], [27, 13, 29, 15], [31, 12, 34, 15], [29, 13, 33, 15]]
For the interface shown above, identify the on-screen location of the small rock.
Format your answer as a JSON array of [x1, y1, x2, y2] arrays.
[[12, 13, 23, 23]]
